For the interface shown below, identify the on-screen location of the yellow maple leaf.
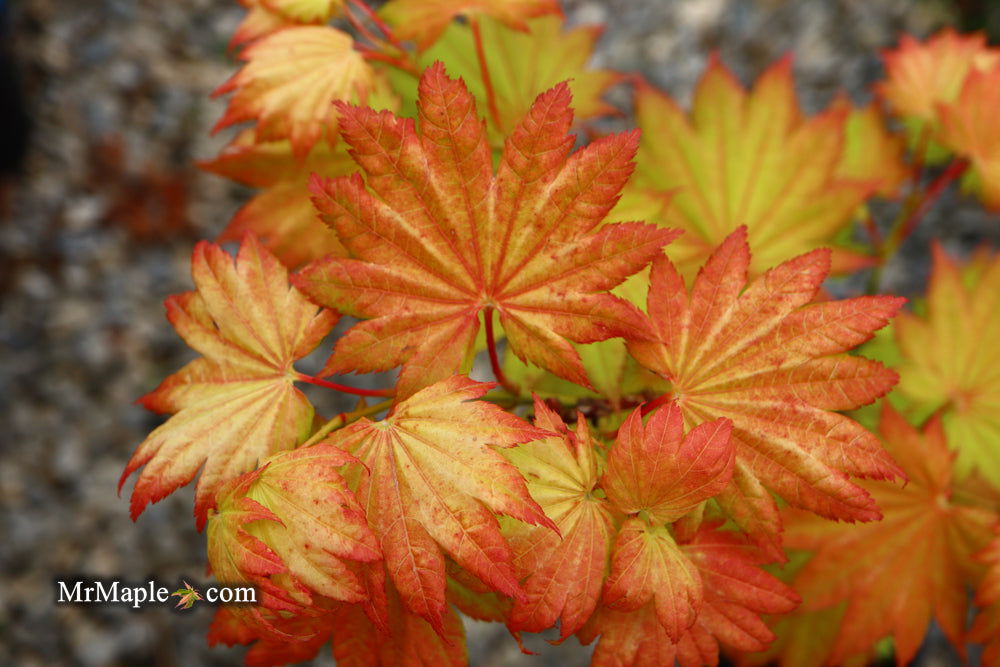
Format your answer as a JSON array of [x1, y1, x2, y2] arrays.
[[627, 56, 875, 280], [213, 26, 375, 159], [894, 243, 1000, 485]]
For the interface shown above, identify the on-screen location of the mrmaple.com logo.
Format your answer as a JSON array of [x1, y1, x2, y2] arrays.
[[55, 577, 255, 609]]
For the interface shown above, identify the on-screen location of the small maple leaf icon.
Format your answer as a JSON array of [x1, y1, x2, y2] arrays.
[[171, 581, 202, 609]]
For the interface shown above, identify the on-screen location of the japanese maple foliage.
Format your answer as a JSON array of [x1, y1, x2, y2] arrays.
[[121, 3, 1000, 665]]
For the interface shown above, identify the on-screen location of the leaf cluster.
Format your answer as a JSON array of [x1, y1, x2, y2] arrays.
[[119, 3, 1000, 665]]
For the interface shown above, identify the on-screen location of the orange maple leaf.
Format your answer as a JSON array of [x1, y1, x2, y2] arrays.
[[628, 227, 905, 558], [321, 375, 555, 631], [579, 524, 798, 667], [971, 526, 1000, 666], [878, 29, 999, 136], [626, 55, 876, 279], [212, 445, 381, 607], [230, 0, 309, 48], [938, 65, 1000, 211], [782, 405, 1000, 665], [120, 235, 337, 528], [213, 26, 375, 159], [501, 399, 616, 638], [200, 131, 354, 267], [380, 0, 561, 50], [209, 586, 467, 667], [295, 63, 676, 398], [504, 399, 733, 643]]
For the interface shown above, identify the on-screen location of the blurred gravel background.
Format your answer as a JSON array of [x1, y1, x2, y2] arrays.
[[2, 0, 998, 665]]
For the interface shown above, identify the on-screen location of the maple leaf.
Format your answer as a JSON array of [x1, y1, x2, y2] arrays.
[[971, 526, 1000, 667], [504, 400, 733, 643], [201, 131, 356, 267], [627, 55, 876, 279], [602, 518, 704, 642], [380, 0, 561, 51], [213, 26, 375, 159], [579, 524, 798, 667], [938, 65, 1000, 212], [200, 130, 357, 189], [389, 15, 621, 144], [219, 445, 382, 605], [223, 183, 348, 268], [295, 63, 674, 398], [209, 587, 467, 667], [878, 29, 999, 152], [119, 235, 337, 528], [628, 227, 905, 557], [206, 491, 306, 626], [263, 0, 341, 23], [232, 0, 298, 48], [445, 560, 512, 623], [602, 403, 734, 524], [598, 406, 735, 642], [894, 243, 1000, 486], [501, 398, 616, 638], [321, 375, 555, 630], [171, 581, 203, 610], [782, 404, 1000, 665], [832, 97, 911, 199]]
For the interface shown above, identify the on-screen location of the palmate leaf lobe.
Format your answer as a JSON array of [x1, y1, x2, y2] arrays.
[[629, 227, 905, 558], [321, 375, 555, 631], [782, 405, 1000, 665], [626, 55, 876, 279], [120, 235, 336, 529], [296, 62, 677, 398]]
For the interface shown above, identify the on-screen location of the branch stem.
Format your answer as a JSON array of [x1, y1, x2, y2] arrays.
[[883, 159, 969, 258], [295, 373, 394, 398], [344, 2, 385, 49], [346, 0, 406, 51]]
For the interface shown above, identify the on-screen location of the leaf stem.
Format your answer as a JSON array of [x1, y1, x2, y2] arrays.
[[301, 399, 394, 448], [470, 18, 503, 131], [295, 373, 395, 398], [484, 306, 519, 396], [640, 392, 674, 417]]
